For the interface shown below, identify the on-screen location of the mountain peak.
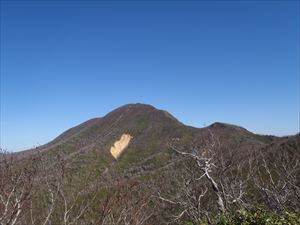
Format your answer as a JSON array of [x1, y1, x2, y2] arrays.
[[118, 103, 156, 111], [103, 103, 157, 122], [103, 103, 182, 129]]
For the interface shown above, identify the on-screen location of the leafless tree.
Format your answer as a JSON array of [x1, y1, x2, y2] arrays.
[[157, 131, 255, 224], [96, 181, 154, 225], [255, 140, 300, 212], [0, 151, 99, 225], [0, 150, 37, 225], [33, 156, 98, 225]]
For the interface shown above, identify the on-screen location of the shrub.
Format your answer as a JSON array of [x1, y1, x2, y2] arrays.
[[185, 208, 300, 225]]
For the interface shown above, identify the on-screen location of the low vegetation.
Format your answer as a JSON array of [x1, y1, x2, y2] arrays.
[[184, 208, 300, 225]]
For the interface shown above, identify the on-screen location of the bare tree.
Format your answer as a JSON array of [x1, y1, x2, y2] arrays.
[[0, 150, 37, 225], [157, 131, 255, 224], [255, 139, 300, 212], [33, 156, 98, 225], [97, 182, 154, 225], [0, 150, 99, 225], [0, 147, 156, 225]]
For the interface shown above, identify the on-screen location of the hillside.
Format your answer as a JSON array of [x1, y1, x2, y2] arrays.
[[1, 103, 299, 225], [16, 104, 273, 184]]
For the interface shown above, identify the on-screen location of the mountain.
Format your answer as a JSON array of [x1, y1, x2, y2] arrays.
[[16, 103, 273, 181], [2, 103, 299, 225]]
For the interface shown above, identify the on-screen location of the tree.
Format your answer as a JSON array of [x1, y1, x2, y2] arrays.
[[255, 139, 300, 212], [0, 150, 37, 225], [158, 130, 255, 224]]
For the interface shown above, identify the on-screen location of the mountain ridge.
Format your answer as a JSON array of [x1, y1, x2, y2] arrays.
[[17, 103, 281, 155], [15, 103, 285, 181]]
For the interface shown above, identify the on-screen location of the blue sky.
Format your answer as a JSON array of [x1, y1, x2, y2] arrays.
[[0, 0, 299, 151]]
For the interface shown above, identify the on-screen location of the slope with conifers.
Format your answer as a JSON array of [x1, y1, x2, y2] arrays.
[[1, 103, 299, 225]]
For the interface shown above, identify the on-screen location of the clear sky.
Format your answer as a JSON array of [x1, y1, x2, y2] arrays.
[[0, 0, 299, 151]]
